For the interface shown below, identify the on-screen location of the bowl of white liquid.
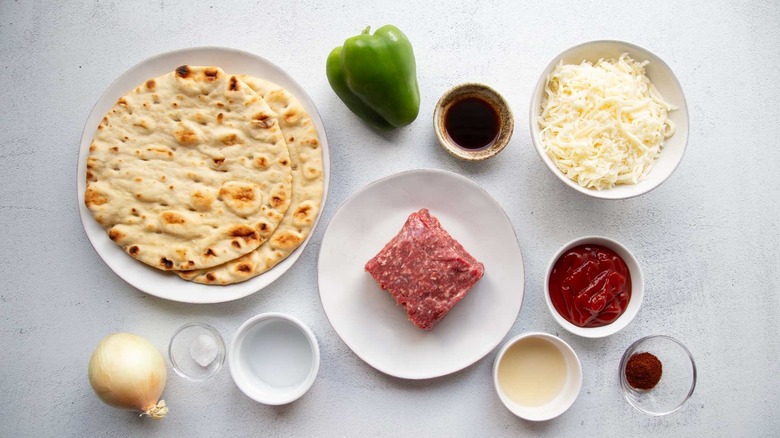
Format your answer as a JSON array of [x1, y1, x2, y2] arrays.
[[229, 313, 320, 405], [493, 332, 582, 421]]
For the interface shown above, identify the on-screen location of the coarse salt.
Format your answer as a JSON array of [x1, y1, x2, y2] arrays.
[[190, 333, 219, 367]]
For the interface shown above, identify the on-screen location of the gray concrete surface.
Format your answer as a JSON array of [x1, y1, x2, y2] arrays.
[[1, 0, 778, 436]]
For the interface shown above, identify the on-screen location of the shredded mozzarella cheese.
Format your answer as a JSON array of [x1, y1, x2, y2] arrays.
[[539, 53, 676, 190]]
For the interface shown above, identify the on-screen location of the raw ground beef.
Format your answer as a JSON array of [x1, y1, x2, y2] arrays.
[[364, 208, 485, 329]]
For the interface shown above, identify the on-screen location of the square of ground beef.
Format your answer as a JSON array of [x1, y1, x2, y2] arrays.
[[365, 208, 485, 329]]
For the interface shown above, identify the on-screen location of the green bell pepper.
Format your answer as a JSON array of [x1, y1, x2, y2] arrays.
[[326, 25, 420, 131]]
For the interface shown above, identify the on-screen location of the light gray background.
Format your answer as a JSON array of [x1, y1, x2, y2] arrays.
[[1, 0, 778, 436]]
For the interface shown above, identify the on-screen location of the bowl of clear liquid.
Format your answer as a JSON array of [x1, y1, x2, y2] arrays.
[[229, 313, 320, 405]]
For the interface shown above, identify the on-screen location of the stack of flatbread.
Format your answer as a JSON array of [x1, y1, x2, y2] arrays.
[[85, 65, 324, 285]]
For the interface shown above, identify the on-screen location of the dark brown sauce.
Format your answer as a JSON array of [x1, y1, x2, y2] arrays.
[[444, 97, 500, 150]]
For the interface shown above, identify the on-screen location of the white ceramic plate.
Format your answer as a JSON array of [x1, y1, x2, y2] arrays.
[[318, 169, 525, 379], [77, 47, 330, 303], [530, 40, 689, 199]]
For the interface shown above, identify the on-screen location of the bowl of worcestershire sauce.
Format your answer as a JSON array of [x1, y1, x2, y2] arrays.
[[434, 83, 514, 161]]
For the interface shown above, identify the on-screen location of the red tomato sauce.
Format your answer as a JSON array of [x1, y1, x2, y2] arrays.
[[549, 244, 631, 328]]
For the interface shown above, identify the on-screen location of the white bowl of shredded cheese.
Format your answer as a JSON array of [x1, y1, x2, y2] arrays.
[[530, 40, 688, 199]]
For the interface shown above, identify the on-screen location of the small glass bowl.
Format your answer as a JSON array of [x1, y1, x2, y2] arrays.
[[169, 322, 226, 381], [619, 335, 696, 415]]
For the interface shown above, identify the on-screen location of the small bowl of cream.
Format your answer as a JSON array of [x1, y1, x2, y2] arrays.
[[493, 332, 582, 421], [229, 313, 320, 405]]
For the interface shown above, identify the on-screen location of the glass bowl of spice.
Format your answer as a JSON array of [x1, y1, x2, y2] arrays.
[[619, 335, 696, 415], [169, 322, 226, 381]]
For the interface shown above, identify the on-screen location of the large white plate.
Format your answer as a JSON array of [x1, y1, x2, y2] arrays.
[[318, 169, 525, 379], [77, 47, 330, 303]]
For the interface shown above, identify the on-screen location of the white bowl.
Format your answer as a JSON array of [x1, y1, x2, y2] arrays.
[[544, 236, 644, 338], [529, 40, 689, 199], [493, 332, 582, 421], [229, 313, 320, 405]]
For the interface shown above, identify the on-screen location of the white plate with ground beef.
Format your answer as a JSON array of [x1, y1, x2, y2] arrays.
[[318, 169, 525, 379]]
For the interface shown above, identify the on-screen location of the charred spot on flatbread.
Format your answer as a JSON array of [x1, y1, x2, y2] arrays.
[[236, 262, 253, 274], [229, 225, 259, 242], [204, 68, 220, 80], [161, 212, 186, 225], [175, 65, 191, 78], [85, 188, 108, 207], [108, 228, 125, 242], [220, 182, 262, 216], [174, 124, 199, 144], [271, 231, 302, 249]]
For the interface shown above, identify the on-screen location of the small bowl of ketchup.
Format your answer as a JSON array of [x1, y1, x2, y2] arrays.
[[544, 236, 644, 338]]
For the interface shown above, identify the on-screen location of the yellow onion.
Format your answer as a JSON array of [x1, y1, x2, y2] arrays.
[[88, 333, 169, 419]]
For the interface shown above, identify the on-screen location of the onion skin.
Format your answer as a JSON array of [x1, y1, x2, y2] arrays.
[[88, 333, 169, 419]]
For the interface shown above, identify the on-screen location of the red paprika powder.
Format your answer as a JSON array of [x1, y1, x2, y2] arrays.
[[625, 352, 662, 390]]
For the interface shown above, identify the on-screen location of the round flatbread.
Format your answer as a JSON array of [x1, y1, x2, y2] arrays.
[[85, 66, 292, 271], [178, 75, 324, 284]]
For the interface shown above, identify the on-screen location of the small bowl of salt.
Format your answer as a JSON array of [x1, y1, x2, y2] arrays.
[[169, 322, 225, 381]]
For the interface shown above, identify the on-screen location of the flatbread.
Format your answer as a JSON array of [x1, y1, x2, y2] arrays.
[[178, 76, 324, 284], [85, 66, 292, 271]]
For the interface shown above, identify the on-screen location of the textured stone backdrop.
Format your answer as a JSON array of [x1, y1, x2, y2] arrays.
[[1, 0, 778, 436]]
